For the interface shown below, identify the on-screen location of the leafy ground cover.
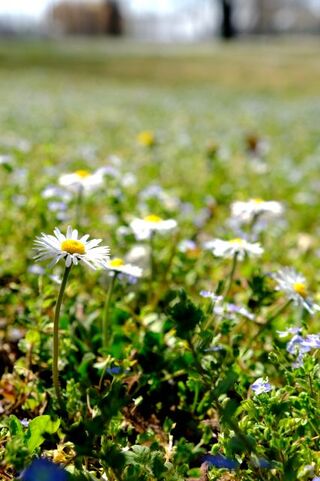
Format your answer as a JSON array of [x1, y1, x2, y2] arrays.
[[0, 38, 320, 481]]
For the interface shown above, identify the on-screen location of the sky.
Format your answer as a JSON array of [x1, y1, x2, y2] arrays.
[[0, 0, 189, 20], [0, 0, 320, 20]]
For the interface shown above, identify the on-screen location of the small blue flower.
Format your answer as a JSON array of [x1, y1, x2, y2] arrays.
[[106, 366, 122, 375], [251, 377, 273, 395], [256, 458, 272, 469], [21, 458, 67, 481], [202, 454, 238, 469]]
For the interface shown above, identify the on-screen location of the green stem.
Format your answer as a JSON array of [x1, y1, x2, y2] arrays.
[[150, 231, 155, 282], [75, 186, 83, 227], [243, 299, 292, 357], [53, 265, 71, 401], [102, 273, 117, 349], [225, 252, 238, 298]]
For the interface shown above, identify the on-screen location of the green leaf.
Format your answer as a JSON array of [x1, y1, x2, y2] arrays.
[[168, 290, 204, 339], [25, 415, 60, 452], [8, 415, 24, 436]]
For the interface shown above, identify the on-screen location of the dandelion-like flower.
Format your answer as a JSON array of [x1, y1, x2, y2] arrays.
[[137, 130, 156, 147], [272, 267, 319, 314], [250, 377, 273, 395], [130, 215, 177, 240], [106, 258, 142, 278], [231, 199, 283, 224], [204, 238, 263, 260], [34, 226, 110, 269], [59, 169, 104, 193]]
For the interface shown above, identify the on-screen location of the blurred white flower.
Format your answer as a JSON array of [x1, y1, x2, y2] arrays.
[[125, 245, 150, 270], [105, 258, 142, 278], [204, 238, 263, 260], [59, 169, 104, 193], [130, 215, 177, 240], [230, 199, 284, 224], [121, 172, 137, 187], [0, 154, 13, 165]]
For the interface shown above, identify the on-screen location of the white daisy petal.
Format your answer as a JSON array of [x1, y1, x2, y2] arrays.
[[67, 225, 72, 239], [106, 257, 143, 278], [130, 215, 177, 240], [34, 226, 110, 271]]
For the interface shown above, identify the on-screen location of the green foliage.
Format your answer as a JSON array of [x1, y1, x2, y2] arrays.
[[168, 289, 205, 340]]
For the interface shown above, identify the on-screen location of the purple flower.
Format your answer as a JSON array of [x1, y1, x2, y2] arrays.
[[277, 327, 302, 338], [213, 302, 254, 321], [303, 334, 320, 349], [21, 458, 67, 481], [286, 335, 309, 355], [19, 418, 29, 427], [286, 333, 320, 368], [200, 290, 223, 302], [251, 377, 273, 395]]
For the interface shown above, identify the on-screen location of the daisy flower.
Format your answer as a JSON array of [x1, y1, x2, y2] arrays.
[[34, 226, 110, 269], [204, 238, 263, 260], [105, 258, 142, 278], [130, 215, 177, 240], [59, 169, 104, 193], [231, 199, 284, 224], [272, 267, 319, 314]]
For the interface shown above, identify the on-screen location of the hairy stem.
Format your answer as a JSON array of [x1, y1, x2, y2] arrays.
[[102, 273, 117, 349], [53, 265, 71, 401], [225, 251, 238, 297]]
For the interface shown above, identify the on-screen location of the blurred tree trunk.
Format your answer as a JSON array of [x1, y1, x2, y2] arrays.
[[218, 0, 235, 39], [105, 0, 123, 36]]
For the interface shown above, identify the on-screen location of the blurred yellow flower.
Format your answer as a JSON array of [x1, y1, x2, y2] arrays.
[[137, 130, 156, 148]]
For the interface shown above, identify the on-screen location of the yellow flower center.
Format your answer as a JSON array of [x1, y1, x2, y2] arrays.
[[230, 238, 244, 245], [144, 214, 162, 223], [252, 198, 264, 203], [75, 169, 91, 178], [293, 282, 307, 298], [61, 239, 85, 255], [109, 258, 124, 268]]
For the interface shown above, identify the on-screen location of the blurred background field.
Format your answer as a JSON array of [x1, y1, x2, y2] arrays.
[[1, 37, 320, 273], [0, 2, 320, 276]]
